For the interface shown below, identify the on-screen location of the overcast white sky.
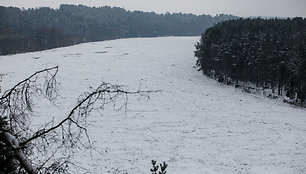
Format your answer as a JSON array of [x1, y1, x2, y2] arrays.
[[0, 0, 305, 17]]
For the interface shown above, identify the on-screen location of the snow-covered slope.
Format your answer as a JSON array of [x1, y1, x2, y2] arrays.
[[1, 37, 306, 174]]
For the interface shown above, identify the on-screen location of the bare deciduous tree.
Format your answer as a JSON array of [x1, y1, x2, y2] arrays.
[[0, 66, 157, 173]]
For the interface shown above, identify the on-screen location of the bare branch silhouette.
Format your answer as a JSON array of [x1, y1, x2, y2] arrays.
[[1, 66, 158, 173]]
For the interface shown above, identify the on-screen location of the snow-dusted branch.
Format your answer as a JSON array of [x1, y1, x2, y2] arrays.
[[2, 132, 35, 174]]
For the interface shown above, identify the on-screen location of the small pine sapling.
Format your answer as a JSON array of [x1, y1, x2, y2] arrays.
[[150, 160, 159, 174], [150, 160, 167, 174], [159, 162, 167, 174]]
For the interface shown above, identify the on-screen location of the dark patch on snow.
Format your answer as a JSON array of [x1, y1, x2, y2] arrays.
[[0, 73, 8, 87], [95, 51, 108, 54], [105, 46, 112, 49], [33, 57, 40, 60]]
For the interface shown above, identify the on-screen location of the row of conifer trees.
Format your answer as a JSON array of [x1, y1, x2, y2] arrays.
[[0, 5, 236, 55], [195, 18, 306, 104]]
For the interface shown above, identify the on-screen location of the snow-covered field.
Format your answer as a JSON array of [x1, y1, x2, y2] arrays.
[[1, 37, 306, 174]]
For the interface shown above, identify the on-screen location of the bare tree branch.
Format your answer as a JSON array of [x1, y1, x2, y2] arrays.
[[0, 66, 58, 101]]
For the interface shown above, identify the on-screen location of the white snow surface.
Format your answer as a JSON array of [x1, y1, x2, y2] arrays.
[[1, 37, 306, 174]]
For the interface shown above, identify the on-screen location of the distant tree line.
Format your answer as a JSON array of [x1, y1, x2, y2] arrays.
[[0, 4, 237, 55], [195, 18, 306, 104]]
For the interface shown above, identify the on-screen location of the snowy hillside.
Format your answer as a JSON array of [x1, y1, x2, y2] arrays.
[[1, 37, 306, 174]]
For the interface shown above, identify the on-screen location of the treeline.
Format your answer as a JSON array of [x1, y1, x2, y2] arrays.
[[0, 4, 237, 55], [195, 18, 306, 104]]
